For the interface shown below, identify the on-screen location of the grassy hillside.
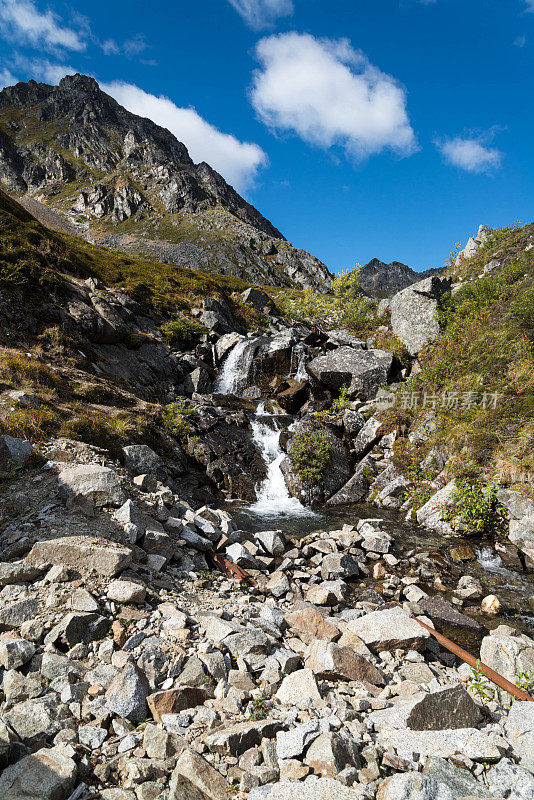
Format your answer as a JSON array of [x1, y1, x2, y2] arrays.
[[383, 222, 534, 498]]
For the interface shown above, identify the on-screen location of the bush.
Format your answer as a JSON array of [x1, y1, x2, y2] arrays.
[[59, 413, 136, 458], [161, 317, 207, 348], [331, 383, 349, 413], [290, 429, 333, 484], [0, 406, 59, 441], [162, 401, 196, 442], [443, 477, 509, 537]]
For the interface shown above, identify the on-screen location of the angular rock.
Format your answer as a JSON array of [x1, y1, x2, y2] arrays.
[[284, 606, 340, 643], [423, 757, 496, 799], [248, 777, 367, 799], [480, 629, 534, 689], [0, 746, 77, 800], [28, 535, 132, 576], [4, 695, 62, 743], [0, 637, 35, 669], [122, 444, 167, 482], [390, 276, 451, 356], [377, 772, 454, 800], [346, 607, 430, 652], [406, 685, 480, 730], [305, 640, 384, 685], [45, 612, 109, 648], [255, 530, 286, 556], [170, 750, 231, 800], [147, 687, 207, 723], [378, 727, 507, 761], [106, 663, 149, 722], [206, 719, 285, 756], [486, 758, 534, 800], [304, 732, 360, 776], [417, 595, 484, 632], [505, 701, 534, 771], [57, 463, 125, 507], [321, 553, 360, 581], [276, 720, 321, 760], [275, 668, 323, 706], [416, 482, 456, 535], [0, 562, 42, 586], [107, 580, 146, 604], [0, 598, 38, 629], [307, 347, 388, 400]]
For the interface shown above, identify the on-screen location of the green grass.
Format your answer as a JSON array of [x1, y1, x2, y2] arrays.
[[381, 222, 534, 495]]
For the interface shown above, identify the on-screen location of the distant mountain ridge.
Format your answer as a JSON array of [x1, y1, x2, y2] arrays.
[[359, 257, 446, 298], [0, 74, 332, 290]]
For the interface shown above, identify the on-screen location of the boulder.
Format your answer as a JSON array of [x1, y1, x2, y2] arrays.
[[327, 456, 377, 506], [304, 731, 360, 776], [57, 464, 125, 507], [406, 685, 480, 730], [351, 417, 383, 459], [282, 424, 352, 505], [416, 481, 457, 535], [105, 663, 150, 722], [27, 535, 132, 576], [307, 346, 388, 400], [304, 640, 384, 685], [0, 746, 77, 800], [107, 580, 146, 604], [455, 224, 489, 265], [418, 595, 484, 632], [147, 687, 207, 722], [0, 561, 43, 586], [275, 668, 323, 707], [0, 599, 39, 629], [284, 606, 340, 643], [378, 727, 507, 761], [0, 637, 36, 669], [248, 777, 367, 800], [505, 701, 534, 772], [1, 435, 34, 468], [486, 758, 534, 800], [276, 720, 321, 760], [377, 772, 454, 800], [241, 287, 273, 313], [390, 276, 451, 356], [44, 612, 109, 648], [480, 628, 534, 691], [346, 607, 430, 652], [122, 444, 167, 482], [423, 757, 495, 799], [320, 553, 360, 581], [169, 749, 231, 800]]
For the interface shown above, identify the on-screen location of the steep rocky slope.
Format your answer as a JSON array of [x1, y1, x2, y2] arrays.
[[359, 257, 445, 298], [0, 74, 332, 290]]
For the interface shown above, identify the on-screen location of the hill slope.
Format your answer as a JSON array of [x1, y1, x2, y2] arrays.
[[0, 74, 331, 290]]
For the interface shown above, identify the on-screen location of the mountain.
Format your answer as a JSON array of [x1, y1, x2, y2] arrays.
[[0, 74, 331, 290], [359, 257, 445, 298]]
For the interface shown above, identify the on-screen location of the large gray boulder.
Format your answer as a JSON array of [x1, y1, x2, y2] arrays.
[[0, 746, 77, 800], [390, 276, 451, 356], [326, 455, 377, 505], [122, 444, 167, 482], [57, 464, 125, 507], [307, 346, 389, 400], [416, 481, 456, 535]]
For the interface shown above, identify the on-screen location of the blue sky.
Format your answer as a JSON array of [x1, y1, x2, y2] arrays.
[[0, 0, 533, 273]]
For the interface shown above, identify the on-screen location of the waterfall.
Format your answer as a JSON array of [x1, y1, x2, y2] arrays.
[[294, 344, 309, 381], [214, 337, 259, 395], [249, 403, 315, 517]]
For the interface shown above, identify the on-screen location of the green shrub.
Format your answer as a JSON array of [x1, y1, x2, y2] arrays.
[[290, 429, 333, 484], [162, 401, 196, 443], [59, 413, 136, 458], [443, 477, 509, 537], [160, 317, 207, 348], [331, 383, 349, 413]]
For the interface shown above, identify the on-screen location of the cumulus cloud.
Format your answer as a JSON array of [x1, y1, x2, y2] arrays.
[[0, 67, 18, 89], [0, 0, 85, 51], [102, 81, 267, 192], [250, 32, 417, 162], [226, 0, 293, 30], [435, 133, 503, 173]]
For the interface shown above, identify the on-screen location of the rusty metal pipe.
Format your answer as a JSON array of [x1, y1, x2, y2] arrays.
[[412, 615, 534, 703]]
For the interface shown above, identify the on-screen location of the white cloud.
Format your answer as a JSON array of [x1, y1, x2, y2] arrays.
[[0, 67, 18, 89], [102, 81, 267, 192], [435, 133, 503, 173], [0, 0, 85, 51], [227, 0, 293, 29], [250, 32, 417, 162], [525, 1, 534, 11]]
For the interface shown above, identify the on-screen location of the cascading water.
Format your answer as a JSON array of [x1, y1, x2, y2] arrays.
[[214, 337, 260, 395], [249, 403, 315, 517], [290, 343, 309, 381]]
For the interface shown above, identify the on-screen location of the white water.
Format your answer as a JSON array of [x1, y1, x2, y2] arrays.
[[249, 403, 316, 517], [291, 343, 309, 381], [214, 337, 259, 395]]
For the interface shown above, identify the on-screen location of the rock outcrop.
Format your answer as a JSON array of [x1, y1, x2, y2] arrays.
[[390, 275, 452, 356]]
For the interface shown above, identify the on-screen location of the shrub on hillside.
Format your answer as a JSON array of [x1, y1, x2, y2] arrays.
[[161, 318, 207, 348], [290, 429, 332, 484]]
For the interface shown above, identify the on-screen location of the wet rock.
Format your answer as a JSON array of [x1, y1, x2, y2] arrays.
[[147, 687, 207, 722], [169, 749, 231, 800], [28, 535, 133, 576], [346, 607, 430, 652], [307, 347, 389, 400], [106, 663, 149, 722], [304, 640, 384, 685], [58, 463, 125, 507], [0, 746, 77, 800], [390, 275, 452, 356], [481, 594, 502, 615], [406, 685, 481, 730], [275, 668, 323, 706], [455, 575, 484, 600], [206, 719, 285, 756]]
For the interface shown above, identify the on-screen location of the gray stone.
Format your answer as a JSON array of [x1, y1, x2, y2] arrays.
[[0, 598, 38, 629], [45, 612, 109, 648], [406, 685, 481, 730], [321, 553, 360, 581], [505, 700, 534, 771], [2, 435, 34, 467], [304, 639, 384, 685], [307, 347, 388, 400], [346, 607, 430, 652], [275, 668, 323, 706], [304, 732, 360, 775], [255, 530, 286, 556], [416, 482, 456, 535], [58, 463, 125, 507], [0, 746, 77, 800], [4, 695, 62, 743], [390, 276, 451, 356], [70, 588, 100, 612], [326, 455, 377, 506], [106, 662, 149, 722], [122, 444, 167, 481], [423, 757, 496, 799], [0, 637, 35, 669], [182, 526, 212, 551], [28, 536, 132, 576], [0, 562, 42, 586], [480, 629, 534, 690], [378, 727, 507, 761], [352, 418, 383, 459], [169, 749, 231, 800], [418, 595, 484, 632], [78, 725, 108, 749], [486, 758, 534, 800], [497, 489, 534, 520], [107, 579, 146, 604], [276, 719, 321, 760], [377, 772, 455, 800], [248, 777, 366, 800], [206, 719, 285, 756]]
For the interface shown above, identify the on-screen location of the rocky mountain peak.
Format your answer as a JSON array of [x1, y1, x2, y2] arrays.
[[359, 257, 445, 298], [0, 73, 332, 288]]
